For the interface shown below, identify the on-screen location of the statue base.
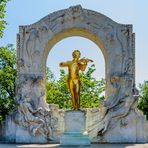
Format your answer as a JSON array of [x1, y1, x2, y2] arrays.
[[60, 132, 90, 146], [60, 110, 90, 146]]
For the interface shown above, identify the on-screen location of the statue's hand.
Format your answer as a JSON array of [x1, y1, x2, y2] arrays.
[[80, 57, 93, 63], [79, 58, 87, 63], [88, 59, 93, 62], [59, 62, 64, 67]]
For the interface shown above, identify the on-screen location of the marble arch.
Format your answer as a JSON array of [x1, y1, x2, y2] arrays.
[[17, 5, 135, 102], [4, 5, 148, 143]]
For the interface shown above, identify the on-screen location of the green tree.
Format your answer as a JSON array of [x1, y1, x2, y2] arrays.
[[138, 81, 148, 119], [80, 64, 105, 108], [0, 0, 10, 38], [46, 69, 71, 109], [0, 44, 16, 122], [46, 64, 105, 109]]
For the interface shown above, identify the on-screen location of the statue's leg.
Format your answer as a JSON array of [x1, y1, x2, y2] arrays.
[[69, 79, 76, 110], [76, 79, 81, 109], [73, 79, 81, 110]]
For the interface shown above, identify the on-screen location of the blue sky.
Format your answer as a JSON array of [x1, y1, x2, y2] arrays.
[[0, 0, 148, 85]]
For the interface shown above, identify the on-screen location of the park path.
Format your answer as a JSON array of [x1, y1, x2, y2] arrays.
[[0, 144, 148, 148]]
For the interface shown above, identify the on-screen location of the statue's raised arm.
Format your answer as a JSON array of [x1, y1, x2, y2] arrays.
[[79, 57, 93, 63], [59, 61, 71, 67]]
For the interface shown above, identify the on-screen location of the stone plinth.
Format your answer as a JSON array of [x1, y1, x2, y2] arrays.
[[60, 111, 90, 146]]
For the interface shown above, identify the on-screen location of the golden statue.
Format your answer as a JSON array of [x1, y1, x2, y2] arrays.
[[59, 50, 93, 110]]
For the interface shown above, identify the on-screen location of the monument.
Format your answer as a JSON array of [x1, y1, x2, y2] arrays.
[[0, 5, 148, 144]]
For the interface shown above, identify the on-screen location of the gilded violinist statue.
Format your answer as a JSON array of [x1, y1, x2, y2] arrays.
[[59, 50, 93, 110]]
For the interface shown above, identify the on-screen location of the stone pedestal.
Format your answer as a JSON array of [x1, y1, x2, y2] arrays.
[[60, 111, 90, 146]]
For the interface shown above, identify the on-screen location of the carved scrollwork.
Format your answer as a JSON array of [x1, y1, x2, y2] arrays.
[[53, 5, 84, 26], [124, 57, 134, 75], [120, 25, 132, 38], [65, 5, 84, 21]]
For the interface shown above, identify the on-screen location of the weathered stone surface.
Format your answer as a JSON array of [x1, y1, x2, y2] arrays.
[[1, 5, 147, 144], [97, 109, 147, 143], [3, 107, 148, 143], [15, 126, 47, 143]]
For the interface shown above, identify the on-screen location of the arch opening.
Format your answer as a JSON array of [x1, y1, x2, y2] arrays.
[[45, 35, 106, 109], [43, 28, 108, 79], [46, 36, 105, 81]]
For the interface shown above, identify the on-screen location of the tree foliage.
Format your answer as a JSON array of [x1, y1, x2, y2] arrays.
[[0, 44, 16, 122], [46, 69, 72, 109], [46, 64, 105, 109], [0, 0, 9, 38], [138, 81, 148, 119]]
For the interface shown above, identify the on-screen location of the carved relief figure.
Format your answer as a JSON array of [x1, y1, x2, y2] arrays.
[[53, 5, 84, 28], [25, 28, 41, 73], [104, 75, 121, 109], [124, 58, 134, 75], [64, 5, 84, 21], [15, 77, 58, 139], [31, 78, 47, 109], [98, 75, 138, 134], [17, 96, 45, 136]]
